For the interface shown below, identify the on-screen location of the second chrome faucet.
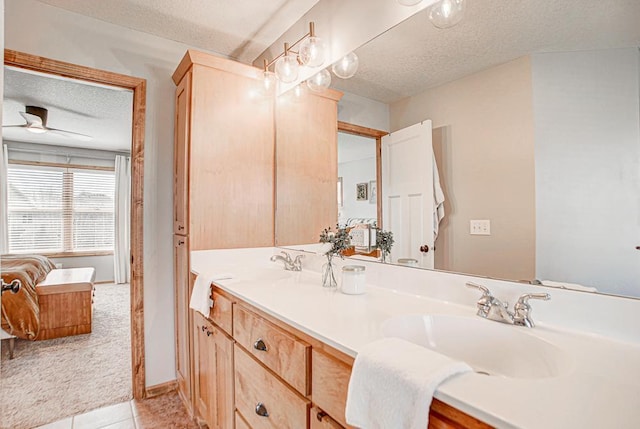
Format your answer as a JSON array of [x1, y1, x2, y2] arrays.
[[270, 251, 304, 271], [466, 282, 550, 328]]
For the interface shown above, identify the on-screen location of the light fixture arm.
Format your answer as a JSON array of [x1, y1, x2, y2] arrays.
[[263, 22, 316, 72]]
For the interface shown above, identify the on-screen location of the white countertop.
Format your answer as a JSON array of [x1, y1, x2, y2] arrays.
[[191, 248, 640, 429]]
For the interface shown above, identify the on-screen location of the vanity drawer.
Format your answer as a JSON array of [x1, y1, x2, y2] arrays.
[[235, 345, 310, 429], [209, 288, 232, 335], [233, 304, 310, 395], [311, 350, 353, 428]]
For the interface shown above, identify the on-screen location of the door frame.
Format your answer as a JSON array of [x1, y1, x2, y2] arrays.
[[337, 121, 388, 228], [4, 49, 147, 399]]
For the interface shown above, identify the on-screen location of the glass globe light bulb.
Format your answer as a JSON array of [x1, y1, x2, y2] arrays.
[[429, 0, 465, 29], [260, 70, 278, 97], [275, 53, 299, 83], [331, 52, 359, 79], [397, 0, 422, 5], [306, 69, 331, 93], [298, 36, 326, 68]]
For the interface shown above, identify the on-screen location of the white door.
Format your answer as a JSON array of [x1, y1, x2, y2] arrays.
[[382, 121, 434, 268]]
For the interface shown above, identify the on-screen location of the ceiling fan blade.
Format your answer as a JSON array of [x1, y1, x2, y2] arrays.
[[47, 128, 93, 141], [1, 124, 28, 128], [19, 111, 43, 127]]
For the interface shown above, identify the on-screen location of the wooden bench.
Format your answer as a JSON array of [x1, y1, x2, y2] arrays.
[[35, 267, 96, 340]]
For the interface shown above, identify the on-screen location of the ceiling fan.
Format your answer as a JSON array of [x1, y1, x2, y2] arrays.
[[3, 106, 92, 141]]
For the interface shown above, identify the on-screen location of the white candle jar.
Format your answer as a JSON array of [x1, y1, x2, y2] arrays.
[[341, 265, 366, 295]]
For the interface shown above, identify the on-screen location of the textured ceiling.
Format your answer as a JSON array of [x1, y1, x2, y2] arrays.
[[3, 67, 133, 152], [35, 0, 321, 63], [331, 0, 640, 103]]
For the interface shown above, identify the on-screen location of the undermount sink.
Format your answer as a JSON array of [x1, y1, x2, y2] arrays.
[[381, 314, 572, 379]]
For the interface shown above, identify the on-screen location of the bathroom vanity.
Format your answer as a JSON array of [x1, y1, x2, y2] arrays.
[[187, 247, 640, 429]]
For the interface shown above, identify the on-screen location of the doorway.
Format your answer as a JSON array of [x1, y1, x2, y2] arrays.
[[2, 50, 146, 406]]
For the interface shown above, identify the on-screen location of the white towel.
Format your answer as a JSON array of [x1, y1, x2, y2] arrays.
[[432, 152, 445, 242], [345, 337, 472, 429], [189, 273, 234, 317]]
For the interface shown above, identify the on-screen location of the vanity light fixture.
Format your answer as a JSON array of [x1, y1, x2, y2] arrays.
[[306, 69, 332, 93], [397, 0, 466, 29], [331, 52, 359, 79], [429, 0, 466, 28], [263, 22, 327, 87]]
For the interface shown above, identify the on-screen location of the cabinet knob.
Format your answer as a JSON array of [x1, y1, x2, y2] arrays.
[[253, 338, 268, 352], [255, 402, 269, 417], [206, 330, 212, 337], [420, 245, 430, 253], [178, 225, 184, 231]]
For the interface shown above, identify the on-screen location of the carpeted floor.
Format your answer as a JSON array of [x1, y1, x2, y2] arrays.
[[0, 283, 132, 429]]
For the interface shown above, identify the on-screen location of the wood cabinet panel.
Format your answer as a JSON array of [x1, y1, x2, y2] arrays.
[[235, 345, 310, 429], [311, 349, 353, 428], [193, 312, 235, 429], [235, 411, 252, 429], [174, 235, 192, 413], [233, 304, 310, 395], [189, 64, 275, 251], [209, 289, 233, 336], [173, 71, 190, 235], [275, 90, 342, 246]]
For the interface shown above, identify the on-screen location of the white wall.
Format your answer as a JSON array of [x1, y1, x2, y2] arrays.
[[338, 91, 390, 131], [338, 157, 377, 225], [4, 0, 216, 387], [533, 48, 640, 297], [390, 57, 536, 282]]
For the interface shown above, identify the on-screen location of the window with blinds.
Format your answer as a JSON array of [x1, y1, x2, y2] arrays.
[[7, 164, 116, 254]]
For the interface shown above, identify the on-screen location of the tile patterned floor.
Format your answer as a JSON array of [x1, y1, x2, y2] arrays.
[[35, 391, 199, 429]]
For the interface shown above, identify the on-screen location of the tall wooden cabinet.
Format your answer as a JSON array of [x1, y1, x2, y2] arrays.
[[173, 49, 344, 427], [172, 50, 275, 422]]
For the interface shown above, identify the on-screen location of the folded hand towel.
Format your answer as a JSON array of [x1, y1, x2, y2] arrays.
[[189, 273, 234, 317], [345, 337, 472, 429]]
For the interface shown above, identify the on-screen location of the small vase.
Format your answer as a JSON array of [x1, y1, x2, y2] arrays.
[[322, 256, 337, 288], [380, 251, 388, 263]]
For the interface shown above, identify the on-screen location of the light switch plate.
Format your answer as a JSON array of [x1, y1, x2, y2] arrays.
[[470, 220, 491, 235]]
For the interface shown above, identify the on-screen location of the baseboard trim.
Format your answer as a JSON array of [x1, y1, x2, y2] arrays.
[[145, 380, 178, 398]]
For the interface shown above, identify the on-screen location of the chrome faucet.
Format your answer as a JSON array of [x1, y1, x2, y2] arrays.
[[270, 251, 304, 271], [466, 282, 550, 328]]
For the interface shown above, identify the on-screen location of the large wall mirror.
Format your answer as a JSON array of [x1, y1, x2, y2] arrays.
[[277, 0, 640, 300]]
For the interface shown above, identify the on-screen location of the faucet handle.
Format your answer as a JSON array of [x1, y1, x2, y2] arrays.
[[516, 292, 550, 305], [514, 293, 550, 328], [280, 251, 293, 262], [465, 282, 491, 296]]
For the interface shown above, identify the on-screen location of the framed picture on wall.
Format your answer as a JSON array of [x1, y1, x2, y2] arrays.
[[369, 180, 377, 204], [356, 182, 368, 201]]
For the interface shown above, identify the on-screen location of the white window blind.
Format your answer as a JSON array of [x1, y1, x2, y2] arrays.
[[7, 164, 115, 253]]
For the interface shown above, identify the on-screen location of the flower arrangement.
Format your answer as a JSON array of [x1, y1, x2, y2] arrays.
[[375, 228, 394, 262], [319, 226, 351, 258], [318, 226, 351, 287]]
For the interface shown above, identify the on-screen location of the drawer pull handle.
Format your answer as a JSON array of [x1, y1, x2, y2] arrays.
[[254, 338, 268, 352], [316, 410, 328, 422], [255, 402, 269, 417]]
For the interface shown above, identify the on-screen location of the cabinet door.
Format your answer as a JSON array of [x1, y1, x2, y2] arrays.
[[174, 235, 192, 410], [194, 312, 235, 429], [174, 71, 191, 235], [275, 89, 342, 246]]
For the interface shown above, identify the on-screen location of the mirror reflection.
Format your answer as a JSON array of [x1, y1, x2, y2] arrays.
[[281, 0, 640, 299]]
